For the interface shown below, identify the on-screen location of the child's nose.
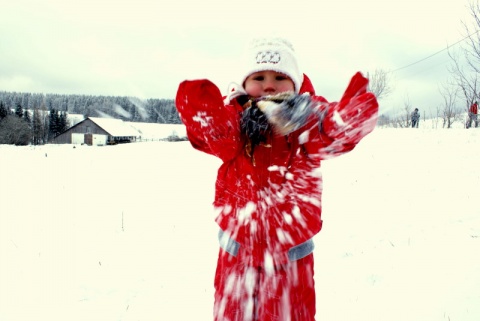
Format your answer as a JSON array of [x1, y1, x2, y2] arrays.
[[263, 80, 276, 93]]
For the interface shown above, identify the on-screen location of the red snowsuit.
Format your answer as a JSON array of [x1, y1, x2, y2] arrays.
[[176, 73, 378, 321]]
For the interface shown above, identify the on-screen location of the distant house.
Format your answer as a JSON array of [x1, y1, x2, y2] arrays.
[[53, 117, 140, 145]]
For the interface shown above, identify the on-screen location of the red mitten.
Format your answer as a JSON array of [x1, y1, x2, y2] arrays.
[[175, 79, 225, 122], [175, 79, 243, 160], [322, 72, 378, 144]]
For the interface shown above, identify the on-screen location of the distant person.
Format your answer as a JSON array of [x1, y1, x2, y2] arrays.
[[411, 108, 420, 128], [467, 101, 478, 128]]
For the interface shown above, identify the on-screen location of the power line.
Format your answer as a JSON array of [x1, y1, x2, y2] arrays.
[[390, 29, 480, 73]]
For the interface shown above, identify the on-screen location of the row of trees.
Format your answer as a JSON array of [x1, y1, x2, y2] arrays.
[[0, 92, 180, 124], [369, 64, 469, 129], [377, 1, 480, 129], [0, 101, 69, 145], [376, 96, 465, 129], [0, 92, 181, 145]]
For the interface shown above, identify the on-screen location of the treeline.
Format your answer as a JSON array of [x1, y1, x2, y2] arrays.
[[0, 91, 181, 124], [0, 101, 69, 145], [0, 91, 181, 145]]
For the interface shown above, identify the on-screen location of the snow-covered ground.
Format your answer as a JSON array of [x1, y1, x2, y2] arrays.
[[1, 124, 479, 321]]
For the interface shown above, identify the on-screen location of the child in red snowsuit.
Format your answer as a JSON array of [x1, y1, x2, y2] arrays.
[[175, 37, 378, 321]]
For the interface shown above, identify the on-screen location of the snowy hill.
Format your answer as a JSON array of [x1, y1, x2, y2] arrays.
[[0, 127, 479, 321]]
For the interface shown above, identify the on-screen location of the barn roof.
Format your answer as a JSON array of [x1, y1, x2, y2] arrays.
[[88, 117, 140, 137]]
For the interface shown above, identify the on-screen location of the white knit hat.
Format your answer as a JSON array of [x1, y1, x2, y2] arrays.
[[225, 37, 303, 104], [241, 37, 303, 93]]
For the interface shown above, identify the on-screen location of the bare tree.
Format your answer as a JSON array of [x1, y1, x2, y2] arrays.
[[0, 115, 31, 145], [40, 103, 50, 143], [402, 96, 413, 128], [367, 69, 393, 101], [448, 49, 479, 111], [438, 82, 460, 128], [376, 114, 391, 127], [32, 107, 44, 145], [383, 98, 413, 128], [427, 105, 442, 129], [447, 1, 480, 110], [32, 102, 49, 145]]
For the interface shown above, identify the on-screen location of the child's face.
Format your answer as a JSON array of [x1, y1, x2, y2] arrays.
[[244, 70, 295, 98]]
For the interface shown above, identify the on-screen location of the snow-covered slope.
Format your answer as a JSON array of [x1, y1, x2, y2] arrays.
[[0, 127, 479, 321]]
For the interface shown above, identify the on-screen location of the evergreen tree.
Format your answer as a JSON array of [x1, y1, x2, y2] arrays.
[[32, 107, 45, 145], [23, 110, 32, 127], [0, 101, 8, 120], [15, 103, 24, 118], [49, 109, 57, 139], [58, 111, 69, 133]]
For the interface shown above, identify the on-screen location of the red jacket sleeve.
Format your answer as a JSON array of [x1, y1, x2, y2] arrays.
[[175, 79, 244, 161], [300, 72, 379, 158]]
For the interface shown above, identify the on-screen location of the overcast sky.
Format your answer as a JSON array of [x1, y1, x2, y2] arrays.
[[1, 0, 473, 115]]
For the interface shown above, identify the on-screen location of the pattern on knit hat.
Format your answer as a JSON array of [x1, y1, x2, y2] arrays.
[[242, 37, 303, 92]]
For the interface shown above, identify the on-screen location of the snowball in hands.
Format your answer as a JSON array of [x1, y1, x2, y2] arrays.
[[256, 93, 317, 135]]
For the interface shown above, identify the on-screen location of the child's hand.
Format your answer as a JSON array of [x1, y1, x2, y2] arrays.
[[256, 93, 317, 135], [322, 72, 378, 143]]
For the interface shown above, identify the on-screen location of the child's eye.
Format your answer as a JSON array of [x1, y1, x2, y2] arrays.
[[253, 76, 264, 81], [276, 75, 288, 81]]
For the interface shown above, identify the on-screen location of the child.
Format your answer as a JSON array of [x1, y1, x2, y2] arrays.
[[175, 37, 378, 321]]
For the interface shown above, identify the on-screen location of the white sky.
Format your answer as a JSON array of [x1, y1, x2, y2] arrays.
[[1, 0, 473, 114]]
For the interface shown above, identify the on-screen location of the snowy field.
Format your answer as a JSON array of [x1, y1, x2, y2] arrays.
[[1, 124, 480, 321]]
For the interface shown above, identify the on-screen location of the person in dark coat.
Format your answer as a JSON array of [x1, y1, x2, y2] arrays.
[[411, 108, 420, 128]]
